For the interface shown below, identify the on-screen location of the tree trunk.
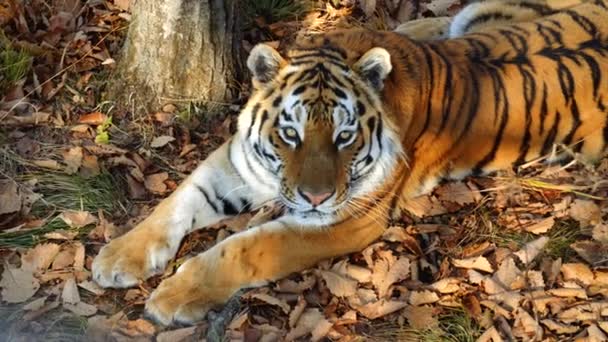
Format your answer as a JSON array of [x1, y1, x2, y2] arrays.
[[111, 0, 242, 110]]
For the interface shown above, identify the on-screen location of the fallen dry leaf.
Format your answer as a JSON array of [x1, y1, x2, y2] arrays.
[[62, 277, 80, 304], [332, 260, 372, 283], [372, 256, 410, 298], [156, 327, 197, 342], [285, 308, 330, 341], [514, 236, 548, 265], [453, 256, 494, 273], [0, 181, 21, 215], [402, 305, 438, 330], [525, 217, 555, 234], [541, 319, 579, 334], [355, 299, 408, 319], [31, 159, 62, 170], [592, 223, 608, 243], [78, 280, 106, 295], [477, 326, 504, 342], [275, 274, 316, 293], [571, 241, 608, 265], [401, 195, 448, 217], [430, 278, 461, 294], [64, 301, 98, 316], [318, 270, 358, 298], [434, 181, 481, 206], [289, 296, 307, 328], [512, 308, 542, 340], [569, 199, 601, 227], [23, 296, 47, 311], [150, 135, 175, 148], [561, 263, 594, 286], [494, 257, 523, 290], [78, 111, 107, 125], [587, 323, 608, 341], [52, 247, 76, 270], [548, 288, 587, 299], [409, 290, 440, 305], [245, 292, 290, 314], [43, 229, 78, 240], [144, 172, 169, 194], [21, 242, 61, 273], [58, 210, 97, 228], [62, 146, 83, 174], [0, 266, 40, 303]]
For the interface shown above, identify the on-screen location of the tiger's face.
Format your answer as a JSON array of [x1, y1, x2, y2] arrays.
[[238, 43, 402, 224]]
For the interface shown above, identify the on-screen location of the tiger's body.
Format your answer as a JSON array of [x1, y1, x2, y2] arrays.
[[92, 0, 608, 325]]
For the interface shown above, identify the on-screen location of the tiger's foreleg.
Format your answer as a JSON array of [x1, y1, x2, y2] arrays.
[[92, 139, 273, 288], [144, 216, 386, 325]]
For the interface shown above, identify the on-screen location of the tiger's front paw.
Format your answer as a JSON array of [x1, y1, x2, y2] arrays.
[[144, 256, 232, 326], [92, 226, 177, 288]]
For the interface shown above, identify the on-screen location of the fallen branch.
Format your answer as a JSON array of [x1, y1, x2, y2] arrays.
[[205, 288, 248, 342]]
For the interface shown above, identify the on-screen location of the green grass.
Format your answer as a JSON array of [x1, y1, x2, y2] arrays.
[[0, 30, 32, 92], [23, 171, 128, 216], [245, 0, 312, 26], [449, 204, 582, 262], [0, 138, 128, 248], [0, 304, 87, 342], [0, 216, 96, 248], [369, 308, 482, 341]]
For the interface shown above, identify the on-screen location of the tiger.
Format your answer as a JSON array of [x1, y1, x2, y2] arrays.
[[92, 0, 608, 325]]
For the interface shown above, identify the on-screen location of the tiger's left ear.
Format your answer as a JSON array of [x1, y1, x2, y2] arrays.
[[353, 47, 392, 91], [247, 44, 286, 88]]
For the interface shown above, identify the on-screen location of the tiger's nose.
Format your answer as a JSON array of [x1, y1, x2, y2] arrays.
[[299, 188, 334, 206]]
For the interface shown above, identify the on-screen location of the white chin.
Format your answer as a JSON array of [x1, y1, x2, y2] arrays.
[[287, 210, 334, 227]]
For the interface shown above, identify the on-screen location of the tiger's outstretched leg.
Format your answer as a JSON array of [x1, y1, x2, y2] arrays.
[[144, 215, 386, 325], [92, 139, 277, 288]]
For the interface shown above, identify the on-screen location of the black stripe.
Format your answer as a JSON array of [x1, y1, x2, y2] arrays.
[[557, 63, 575, 104], [376, 116, 383, 150], [195, 184, 220, 213], [579, 52, 601, 98], [457, 63, 481, 142], [562, 100, 581, 146], [413, 45, 435, 143], [538, 84, 549, 135], [536, 22, 563, 46], [221, 198, 240, 216], [540, 111, 561, 156], [516, 1, 554, 15], [240, 142, 274, 189], [515, 69, 536, 165], [473, 66, 509, 173], [565, 10, 598, 37], [240, 198, 252, 213], [292, 85, 307, 95], [463, 13, 513, 34]]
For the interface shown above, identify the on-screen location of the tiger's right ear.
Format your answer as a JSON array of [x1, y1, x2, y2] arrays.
[[247, 44, 285, 87]]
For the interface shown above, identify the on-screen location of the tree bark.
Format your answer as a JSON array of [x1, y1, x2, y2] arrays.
[[111, 0, 243, 110]]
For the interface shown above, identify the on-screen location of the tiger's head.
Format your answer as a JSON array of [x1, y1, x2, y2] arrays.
[[237, 42, 402, 224]]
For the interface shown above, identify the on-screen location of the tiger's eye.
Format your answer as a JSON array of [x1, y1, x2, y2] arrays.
[[339, 131, 352, 140], [285, 127, 297, 138]]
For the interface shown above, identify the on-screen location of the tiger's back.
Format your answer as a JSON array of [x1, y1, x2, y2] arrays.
[[297, 0, 608, 204]]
